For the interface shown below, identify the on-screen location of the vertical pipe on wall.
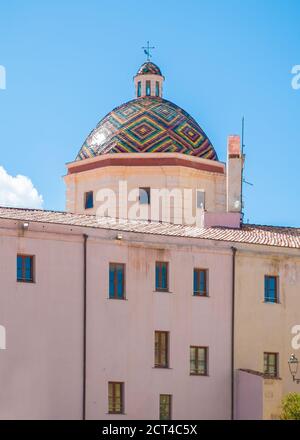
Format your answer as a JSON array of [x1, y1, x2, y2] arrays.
[[231, 246, 237, 420], [83, 233, 88, 420]]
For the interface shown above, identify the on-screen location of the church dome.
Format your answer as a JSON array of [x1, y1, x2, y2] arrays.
[[76, 60, 218, 161], [136, 61, 162, 76], [76, 97, 217, 161]]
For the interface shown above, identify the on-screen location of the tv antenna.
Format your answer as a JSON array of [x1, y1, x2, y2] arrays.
[[241, 117, 253, 222]]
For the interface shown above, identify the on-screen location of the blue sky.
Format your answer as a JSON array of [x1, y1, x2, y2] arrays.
[[0, 0, 299, 226]]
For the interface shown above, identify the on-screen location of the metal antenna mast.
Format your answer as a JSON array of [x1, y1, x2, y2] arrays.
[[241, 116, 253, 223], [241, 117, 245, 222]]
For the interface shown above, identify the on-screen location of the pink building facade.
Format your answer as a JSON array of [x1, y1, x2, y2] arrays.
[[0, 216, 233, 420]]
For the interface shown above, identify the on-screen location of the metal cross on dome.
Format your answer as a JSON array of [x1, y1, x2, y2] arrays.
[[142, 41, 155, 61]]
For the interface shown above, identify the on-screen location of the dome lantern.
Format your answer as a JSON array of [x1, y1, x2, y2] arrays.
[[134, 61, 164, 98]]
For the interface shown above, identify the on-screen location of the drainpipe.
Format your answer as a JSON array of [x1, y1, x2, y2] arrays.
[[231, 246, 237, 420], [83, 233, 88, 420]]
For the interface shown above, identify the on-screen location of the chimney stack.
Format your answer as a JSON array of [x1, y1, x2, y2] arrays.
[[227, 135, 243, 213]]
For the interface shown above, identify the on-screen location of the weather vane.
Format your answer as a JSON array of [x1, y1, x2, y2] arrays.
[[142, 41, 155, 61]]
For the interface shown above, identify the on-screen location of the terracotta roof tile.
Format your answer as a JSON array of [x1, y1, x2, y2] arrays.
[[0, 206, 300, 249]]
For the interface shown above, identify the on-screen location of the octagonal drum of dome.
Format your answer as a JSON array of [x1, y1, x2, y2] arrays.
[[76, 97, 218, 161]]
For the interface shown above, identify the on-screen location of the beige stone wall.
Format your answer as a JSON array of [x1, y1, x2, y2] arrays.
[[263, 378, 282, 419], [64, 157, 226, 224], [234, 246, 300, 418], [236, 370, 282, 420]]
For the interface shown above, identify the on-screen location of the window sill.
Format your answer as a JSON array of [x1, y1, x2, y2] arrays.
[[193, 294, 209, 298], [190, 373, 209, 377], [263, 300, 280, 305], [17, 280, 35, 284], [107, 412, 126, 415], [154, 290, 173, 294], [263, 375, 280, 379], [153, 366, 172, 370], [107, 297, 128, 301]]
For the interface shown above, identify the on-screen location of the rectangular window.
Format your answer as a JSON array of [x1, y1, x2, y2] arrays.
[[155, 262, 169, 291], [109, 263, 125, 299], [197, 190, 205, 209], [155, 81, 160, 97], [264, 352, 278, 377], [137, 81, 141, 97], [193, 269, 208, 296], [160, 394, 172, 420], [17, 255, 34, 283], [139, 187, 151, 204], [84, 191, 94, 209], [190, 346, 208, 375], [264, 276, 279, 303], [108, 382, 124, 414], [155, 331, 169, 368], [146, 80, 151, 96]]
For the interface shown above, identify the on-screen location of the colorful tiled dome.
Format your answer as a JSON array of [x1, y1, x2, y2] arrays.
[[136, 62, 162, 76], [76, 97, 217, 161]]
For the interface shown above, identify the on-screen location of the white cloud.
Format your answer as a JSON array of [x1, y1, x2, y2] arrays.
[[0, 166, 43, 209]]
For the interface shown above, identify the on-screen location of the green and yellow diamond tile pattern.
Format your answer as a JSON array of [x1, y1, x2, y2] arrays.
[[76, 97, 217, 161]]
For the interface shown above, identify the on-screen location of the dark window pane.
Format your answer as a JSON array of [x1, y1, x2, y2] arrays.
[[190, 347, 196, 373], [139, 187, 150, 204], [155, 331, 169, 368], [109, 267, 115, 298], [190, 346, 208, 375], [155, 81, 160, 97], [155, 262, 168, 291], [197, 191, 205, 209], [17, 255, 23, 281], [17, 255, 33, 282], [156, 332, 161, 366], [85, 191, 93, 209], [160, 394, 171, 420], [146, 80, 151, 96], [264, 352, 278, 377], [200, 271, 205, 292], [264, 276, 278, 303], [137, 81, 141, 97], [268, 277, 276, 290], [117, 265, 124, 299], [161, 264, 167, 289], [193, 269, 207, 296], [108, 382, 124, 414], [156, 263, 160, 290], [193, 270, 197, 292], [161, 334, 166, 365], [109, 263, 125, 299], [108, 382, 113, 412], [25, 256, 31, 280]]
